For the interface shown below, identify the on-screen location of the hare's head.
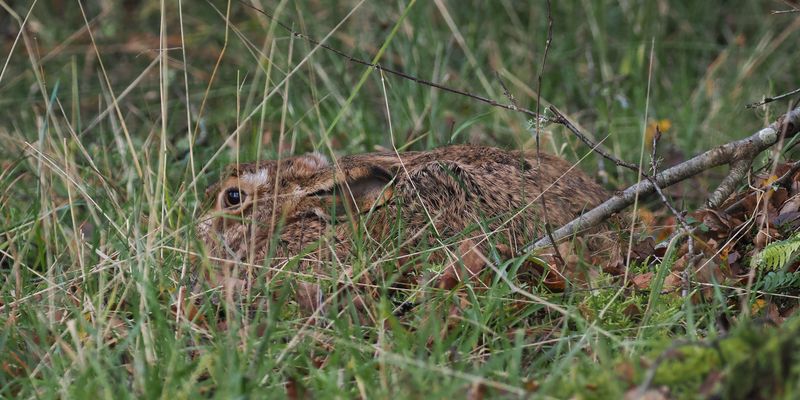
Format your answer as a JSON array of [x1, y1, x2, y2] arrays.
[[197, 153, 395, 263]]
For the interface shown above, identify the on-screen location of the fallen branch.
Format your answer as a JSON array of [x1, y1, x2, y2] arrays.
[[526, 105, 800, 252]]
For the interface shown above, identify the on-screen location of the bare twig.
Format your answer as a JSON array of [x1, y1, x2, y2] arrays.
[[239, 1, 555, 124], [747, 87, 800, 108], [648, 127, 694, 250], [526, 105, 800, 251], [528, 0, 567, 268], [772, 0, 800, 14], [649, 126, 662, 176], [772, 9, 800, 14], [494, 71, 516, 108], [647, 125, 697, 293], [771, 8, 800, 14], [549, 106, 642, 173]]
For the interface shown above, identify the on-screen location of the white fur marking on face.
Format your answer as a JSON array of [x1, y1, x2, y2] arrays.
[[240, 169, 270, 186]]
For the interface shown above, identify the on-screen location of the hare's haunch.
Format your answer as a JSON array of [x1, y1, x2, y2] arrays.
[[197, 145, 608, 312]]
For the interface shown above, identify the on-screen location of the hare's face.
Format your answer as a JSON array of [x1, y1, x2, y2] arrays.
[[197, 152, 394, 262], [197, 153, 333, 260]]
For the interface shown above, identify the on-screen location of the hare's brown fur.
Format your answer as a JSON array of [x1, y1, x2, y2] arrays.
[[197, 145, 608, 311]]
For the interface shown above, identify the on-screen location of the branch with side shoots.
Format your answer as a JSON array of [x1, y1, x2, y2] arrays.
[[525, 106, 800, 252]]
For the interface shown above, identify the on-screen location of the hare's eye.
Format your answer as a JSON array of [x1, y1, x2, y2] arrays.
[[224, 188, 246, 208]]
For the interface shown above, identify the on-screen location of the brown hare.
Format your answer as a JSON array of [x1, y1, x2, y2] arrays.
[[196, 145, 608, 314]]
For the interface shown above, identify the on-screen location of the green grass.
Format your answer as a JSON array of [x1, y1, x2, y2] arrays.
[[2, 0, 800, 398]]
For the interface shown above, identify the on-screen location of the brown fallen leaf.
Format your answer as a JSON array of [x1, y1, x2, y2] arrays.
[[632, 273, 654, 290]]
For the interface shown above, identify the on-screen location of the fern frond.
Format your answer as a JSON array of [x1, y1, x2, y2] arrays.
[[757, 270, 800, 292], [751, 234, 800, 270]]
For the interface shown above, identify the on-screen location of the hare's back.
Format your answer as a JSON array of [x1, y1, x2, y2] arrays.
[[389, 145, 606, 228]]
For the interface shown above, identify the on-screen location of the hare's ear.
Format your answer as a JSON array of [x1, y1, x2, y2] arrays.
[[313, 165, 394, 217], [287, 152, 329, 178], [341, 166, 394, 213]]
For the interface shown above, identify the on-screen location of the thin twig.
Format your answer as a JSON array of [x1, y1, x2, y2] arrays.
[[771, 8, 800, 14], [549, 106, 643, 173], [649, 127, 661, 177], [494, 71, 517, 110], [747, 87, 800, 108], [531, 0, 566, 268], [239, 1, 556, 124], [773, 0, 800, 14], [648, 126, 694, 255]]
